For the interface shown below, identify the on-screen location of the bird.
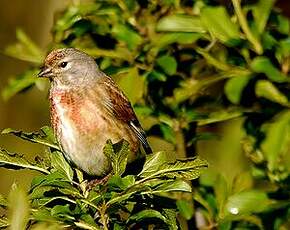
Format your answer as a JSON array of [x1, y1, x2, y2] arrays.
[[38, 48, 152, 176]]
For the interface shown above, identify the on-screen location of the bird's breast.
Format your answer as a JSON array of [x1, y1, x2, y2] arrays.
[[50, 89, 106, 141], [49, 87, 139, 176]]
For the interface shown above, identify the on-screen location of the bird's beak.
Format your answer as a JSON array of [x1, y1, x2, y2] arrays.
[[38, 66, 53, 78]]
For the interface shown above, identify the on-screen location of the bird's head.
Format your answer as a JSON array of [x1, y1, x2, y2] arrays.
[[38, 48, 99, 86]]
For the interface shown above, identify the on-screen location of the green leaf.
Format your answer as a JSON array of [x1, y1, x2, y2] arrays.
[[1, 127, 59, 150], [261, 110, 290, 171], [163, 209, 178, 230], [147, 70, 167, 82], [74, 221, 99, 230], [32, 196, 76, 208], [200, 6, 240, 45], [8, 184, 30, 230], [2, 69, 39, 101], [156, 15, 205, 33], [160, 123, 176, 144], [196, 48, 231, 71], [153, 33, 202, 48], [51, 204, 75, 221], [165, 78, 201, 105], [0, 194, 7, 207], [139, 155, 208, 181], [251, 57, 288, 83], [252, 0, 275, 34], [50, 151, 74, 182], [128, 209, 168, 224], [197, 108, 244, 126], [108, 175, 135, 190], [29, 186, 56, 200], [79, 214, 99, 228], [31, 209, 58, 223], [255, 80, 289, 106], [165, 72, 236, 106], [224, 190, 271, 217], [4, 28, 43, 63], [262, 32, 277, 50], [103, 139, 130, 176], [116, 67, 145, 104], [53, 4, 99, 42], [277, 14, 290, 35], [107, 174, 192, 207], [232, 0, 263, 54], [232, 171, 253, 194], [0, 218, 9, 228], [112, 24, 142, 50], [278, 38, 290, 57], [30, 172, 74, 190], [225, 75, 252, 104], [156, 55, 177, 75], [0, 149, 49, 174], [80, 47, 132, 61], [214, 174, 229, 219], [230, 215, 263, 230], [143, 180, 192, 195], [176, 199, 194, 220], [139, 152, 172, 177], [30, 184, 81, 204], [29, 223, 64, 230]]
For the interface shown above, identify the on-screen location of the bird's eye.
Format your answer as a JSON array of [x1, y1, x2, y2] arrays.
[[60, 61, 68, 68]]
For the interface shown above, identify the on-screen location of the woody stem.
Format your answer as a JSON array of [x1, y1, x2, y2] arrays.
[[174, 121, 187, 158]]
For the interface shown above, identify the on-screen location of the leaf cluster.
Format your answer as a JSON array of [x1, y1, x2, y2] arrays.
[[0, 128, 207, 229]]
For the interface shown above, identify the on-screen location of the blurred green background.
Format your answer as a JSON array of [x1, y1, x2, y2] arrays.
[[0, 0, 67, 195]]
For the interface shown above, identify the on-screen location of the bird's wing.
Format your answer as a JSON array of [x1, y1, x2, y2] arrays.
[[99, 74, 152, 154]]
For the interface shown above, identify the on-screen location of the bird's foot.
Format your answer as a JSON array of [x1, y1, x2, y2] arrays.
[[86, 173, 111, 191]]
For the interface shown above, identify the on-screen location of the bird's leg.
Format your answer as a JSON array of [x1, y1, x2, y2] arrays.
[[86, 173, 112, 191]]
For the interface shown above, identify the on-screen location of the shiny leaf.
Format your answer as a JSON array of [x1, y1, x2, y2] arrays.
[[255, 80, 289, 106], [103, 139, 130, 176], [225, 75, 252, 104], [2, 126, 59, 150], [139, 152, 172, 177], [252, 0, 275, 34], [156, 15, 205, 33], [225, 190, 271, 217], [200, 6, 240, 45], [143, 179, 192, 194], [0, 149, 49, 174], [116, 67, 145, 104], [261, 111, 290, 171], [139, 156, 208, 180], [197, 108, 244, 126], [156, 55, 177, 75], [251, 57, 288, 83], [112, 24, 142, 50], [50, 151, 74, 182], [128, 209, 167, 223], [153, 33, 202, 48]]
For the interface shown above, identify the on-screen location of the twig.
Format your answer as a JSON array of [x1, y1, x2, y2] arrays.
[[232, 0, 263, 55], [98, 202, 109, 230]]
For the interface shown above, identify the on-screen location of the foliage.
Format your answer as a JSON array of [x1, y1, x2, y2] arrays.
[[0, 128, 206, 229], [1, 0, 290, 229]]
